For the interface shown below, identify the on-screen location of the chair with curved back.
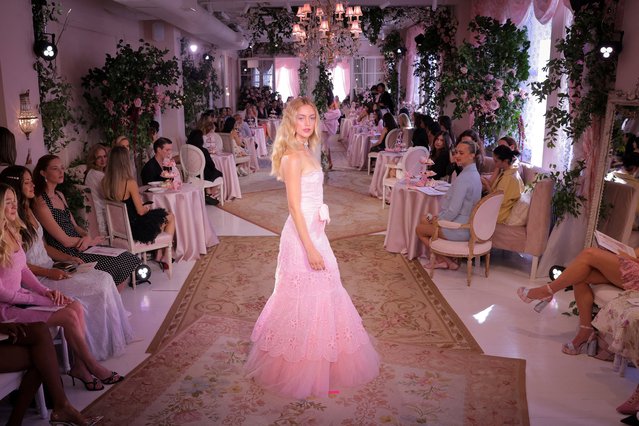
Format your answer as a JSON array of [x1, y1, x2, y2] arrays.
[[367, 128, 401, 175], [428, 191, 504, 285], [381, 146, 429, 208], [179, 144, 224, 206]]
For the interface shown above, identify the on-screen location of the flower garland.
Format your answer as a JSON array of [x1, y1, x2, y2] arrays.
[[445, 17, 530, 143], [312, 63, 333, 115], [81, 40, 183, 152], [379, 30, 406, 101], [298, 61, 308, 97]]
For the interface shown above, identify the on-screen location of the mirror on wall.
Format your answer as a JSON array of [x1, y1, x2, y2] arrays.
[[585, 96, 639, 248]]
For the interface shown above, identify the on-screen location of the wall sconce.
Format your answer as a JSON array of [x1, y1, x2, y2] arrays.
[[18, 90, 39, 140]]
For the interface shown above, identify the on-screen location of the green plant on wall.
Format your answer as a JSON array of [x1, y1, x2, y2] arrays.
[[445, 17, 530, 144], [82, 40, 183, 156], [180, 38, 222, 135], [245, 7, 295, 56], [379, 30, 406, 102], [312, 63, 333, 115], [32, 0, 85, 154], [299, 61, 308, 97], [534, 160, 587, 224]]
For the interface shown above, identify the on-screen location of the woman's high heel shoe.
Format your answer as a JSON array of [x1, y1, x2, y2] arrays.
[[67, 373, 104, 391], [562, 325, 597, 356], [617, 384, 639, 415], [517, 284, 554, 312], [50, 413, 103, 426]]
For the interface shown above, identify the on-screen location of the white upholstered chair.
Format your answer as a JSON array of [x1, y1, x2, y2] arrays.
[[429, 191, 504, 285], [104, 201, 173, 288], [381, 146, 429, 208], [179, 144, 224, 206]]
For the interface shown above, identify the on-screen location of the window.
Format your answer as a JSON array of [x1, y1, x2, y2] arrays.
[[352, 57, 385, 96], [239, 59, 274, 90]]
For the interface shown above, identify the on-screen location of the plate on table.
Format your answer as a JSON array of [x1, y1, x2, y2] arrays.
[[147, 187, 166, 193], [148, 181, 163, 187]]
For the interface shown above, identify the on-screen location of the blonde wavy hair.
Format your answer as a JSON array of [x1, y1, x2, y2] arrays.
[[0, 184, 25, 267], [271, 97, 321, 180], [102, 146, 134, 201], [398, 113, 411, 129]]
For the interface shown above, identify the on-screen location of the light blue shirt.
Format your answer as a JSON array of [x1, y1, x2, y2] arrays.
[[439, 163, 482, 241]]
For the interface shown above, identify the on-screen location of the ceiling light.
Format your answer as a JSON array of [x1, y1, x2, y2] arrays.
[[189, 43, 198, 53]]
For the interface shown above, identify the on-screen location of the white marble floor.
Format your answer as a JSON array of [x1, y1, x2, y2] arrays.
[[8, 189, 638, 426]]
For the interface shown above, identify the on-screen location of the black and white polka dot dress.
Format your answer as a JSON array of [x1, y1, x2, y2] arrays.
[[40, 192, 141, 285]]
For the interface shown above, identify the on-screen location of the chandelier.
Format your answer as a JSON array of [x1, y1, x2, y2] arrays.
[[292, 1, 363, 67]]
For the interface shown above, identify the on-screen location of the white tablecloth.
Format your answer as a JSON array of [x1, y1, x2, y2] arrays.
[[384, 182, 443, 259], [142, 183, 218, 261], [212, 153, 242, 200], [252, 127, 268, 157], [243, 136, 260, 172], [369, 151, 403, 198]]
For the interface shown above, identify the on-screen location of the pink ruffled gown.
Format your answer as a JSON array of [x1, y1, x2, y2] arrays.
[[245, 170, 380, 399]]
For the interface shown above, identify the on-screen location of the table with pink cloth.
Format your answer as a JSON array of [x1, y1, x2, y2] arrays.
[[261, 119, 281, 141], [211, 152, 242, 201], [369, 151, 403, 198], [142, 183, 219, 261], [243, 136, 260, 172], [347, 132, 378, 170], [251, 127, 268, 157], [384, 181, 443, 260], [340, 117, 356, 141]]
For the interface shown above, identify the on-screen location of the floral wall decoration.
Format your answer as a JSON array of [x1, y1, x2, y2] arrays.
[[32, 0, 85, 155], [379, 30, 406, 102], [81, 40, 183, 156], [445, 17, 530, 144], [312, 63, 334, 115], [180, 38, 222, 135], [244, 6, 295, 56], [413, 7, 457, 117]]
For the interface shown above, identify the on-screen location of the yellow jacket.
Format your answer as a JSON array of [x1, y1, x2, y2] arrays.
[[491, 165, 524, 223]]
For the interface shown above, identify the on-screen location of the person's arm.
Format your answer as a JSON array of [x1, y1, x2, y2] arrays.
[[126, 179, 151, 216], [27, 263, 70, 281], [438, 174, 468, 222], [43, 242, 84, 264], [281, 155, 325, 270], [33, 196, 86, 249]]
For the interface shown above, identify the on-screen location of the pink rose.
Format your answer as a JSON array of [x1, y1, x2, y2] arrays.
[[485, 74, 494, 81], [460, 66, 468, 75], [489, 99, 500, 110], [133, 98, 142, 108], [507, 93, 515, 102], [494, 79, 504, 89], [495, 89, 504, 98]]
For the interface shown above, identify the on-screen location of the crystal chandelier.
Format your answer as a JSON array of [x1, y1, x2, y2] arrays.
[[292, 1, 363, 67]]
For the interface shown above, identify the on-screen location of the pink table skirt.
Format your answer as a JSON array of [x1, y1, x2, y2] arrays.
[[252, 127, 268, 157], [347, 133, 376, 170], [340, 118, 355, 140], [243, 137, 260, 172], [142, 183, 219, 261], [212, 153, 242, 200], [369, 151, 403, 198], [384, 182, 443, 260]]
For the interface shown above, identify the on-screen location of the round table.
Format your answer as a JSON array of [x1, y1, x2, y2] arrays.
[[369, 151, 403, 198], [251, 127, 268, 157], [211, 152, 242, 201], [347, 132, 379, 170], [340, 117, 356, 141], [142, 183, 219, 261], [384, 182, 444, 259]]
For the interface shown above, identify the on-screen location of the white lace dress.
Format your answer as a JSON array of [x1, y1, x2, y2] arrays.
[[26, 224, 136, 360]]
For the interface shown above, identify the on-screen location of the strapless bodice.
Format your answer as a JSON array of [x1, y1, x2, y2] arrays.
[[300, 170, 324, 212]]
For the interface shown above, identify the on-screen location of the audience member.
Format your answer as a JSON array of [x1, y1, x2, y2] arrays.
[[438, 115, 455, 144], [398, 113, 412, 129], [430, 130, 452, 181], [370, 113, 398, 153], [84, 144, 108, 235], [32, 155, 141, 288], [497, 135, 521, 156], [185, 129, 224, 205], [223, 117, 250, 176], [481, 145, 524, 223], [375, 83, 395, 114], [412, 114, 429, 148], [140, 137, 174, 185], [0, 127, 17, 172]]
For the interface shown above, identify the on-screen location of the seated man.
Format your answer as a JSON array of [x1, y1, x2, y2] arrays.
[[140, 137, 174, 185]]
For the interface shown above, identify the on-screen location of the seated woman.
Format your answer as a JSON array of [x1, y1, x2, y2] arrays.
[[398, 113, 411, 129], [0, 184, 123, 391], [438, 115, 455, 144], [222, 117, 250, 176], [186, 129, 224, 205], [517, 246, 639, 355], [481, 145, 524, 223], [412, 114, 429, 148], [497, 135, 521, 156], [370, 113, 398, 153], [102, 147, 175, 266], [0, 322, 102, 426], [1, 165, 135, 360], [83, 144, 108, 236], [113, 135, 137, 178], [32, 155, 141, 289], [415, 140, 483, 269], [430, 131, 452, 181]]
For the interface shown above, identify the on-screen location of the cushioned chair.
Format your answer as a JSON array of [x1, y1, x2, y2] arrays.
[[382, 146, 429, 208], [218, 132, 251, 171], [104, 201, 173, 288], [429, 191, 504, 285], [402, 128, 415, 147], [597, 179, 639, 244], [491, 163, 553, 280], [74, 185, 101, 238], [179, 144, 224, 206]]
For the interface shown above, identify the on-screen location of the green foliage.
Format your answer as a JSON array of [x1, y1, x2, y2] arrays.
[[312, 63, 333, 115], [414, 7, 457, 116], [529, 2, 618, 148], [81, 40, 184, 153], [245, 7, 295, 55], [299, 61, 308, 97], [379, 30, 406, 100], [32, 0, 84, 154], [180, 38, 222, 135], [360, 7, 385, 44], [535, 160, 587, 223], [446, 17, 530, 143]]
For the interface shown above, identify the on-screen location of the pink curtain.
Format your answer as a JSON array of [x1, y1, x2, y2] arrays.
[[331, 59, 350, 102], [275, 57, 300, 100], [404, 24, 425, 106], [472, 0, 567, 25]]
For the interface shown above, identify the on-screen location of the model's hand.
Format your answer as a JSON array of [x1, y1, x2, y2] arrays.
[[0, 323, 27, 343], [306, 247, 325, 271]]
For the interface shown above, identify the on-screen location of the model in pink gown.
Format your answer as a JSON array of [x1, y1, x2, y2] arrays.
[[245, 170, 380, 399]]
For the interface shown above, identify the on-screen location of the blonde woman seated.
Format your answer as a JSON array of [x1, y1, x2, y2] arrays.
[[398, 113, 412, 129], [481, 145, 524, 223], [223, 117, 250, 176], [114, 135, 137, 177], [1, 166, 135, 361], [0, 183, 124, 391], [102, 147, 175, 266], [415, 140, 482, 269], [84, 144, 108, 235], [518, 245, 639, 355]]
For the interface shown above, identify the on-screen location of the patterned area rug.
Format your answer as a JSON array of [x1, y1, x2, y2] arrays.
[[147, 235, 480, 353], [219, 187, 388, 241], [84, 315, 528, 425]]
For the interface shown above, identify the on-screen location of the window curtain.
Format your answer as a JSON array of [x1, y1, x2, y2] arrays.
[[275, 57, 300, 101], [471, 0, 569, 25], [330, 59, 350, 102]]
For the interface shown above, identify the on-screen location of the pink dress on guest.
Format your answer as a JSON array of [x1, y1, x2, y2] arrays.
[[245, 170, 379, 399], [620, 257, 639, 290], [0, 247, 55, 323]]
